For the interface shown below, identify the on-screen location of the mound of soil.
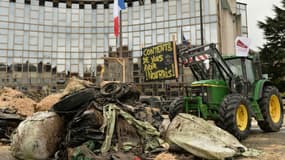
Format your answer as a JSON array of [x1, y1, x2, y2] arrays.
[[0, 88, 36, 117], [36, 93, 63, 112]]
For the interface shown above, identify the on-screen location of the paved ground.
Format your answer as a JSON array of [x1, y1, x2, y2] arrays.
[[236, 117, 285, 160], [0, 145, 15, 160]]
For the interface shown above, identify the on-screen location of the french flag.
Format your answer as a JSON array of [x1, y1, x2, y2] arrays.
[[114, 0, 126, 37]]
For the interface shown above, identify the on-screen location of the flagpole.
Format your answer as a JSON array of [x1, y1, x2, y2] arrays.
[[119, 10, 125, 82], [119, 10, 123, 58]]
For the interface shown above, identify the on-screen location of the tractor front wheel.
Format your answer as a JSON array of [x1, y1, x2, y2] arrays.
[[169, 97, 184, 120], [219, 94, 251, 140], [258, 86, 284, 132]]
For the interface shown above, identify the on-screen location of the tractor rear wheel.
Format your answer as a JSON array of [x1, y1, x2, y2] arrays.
[[258, 86, 283, 132], [219, 94, 251, 140], [169, 97, 184, 120]]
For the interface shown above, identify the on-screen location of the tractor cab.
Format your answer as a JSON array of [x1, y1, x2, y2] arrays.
[[224, 56, 260, 97]]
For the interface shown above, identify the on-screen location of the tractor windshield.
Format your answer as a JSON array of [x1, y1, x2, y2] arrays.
[[225, 59, 243, 77]]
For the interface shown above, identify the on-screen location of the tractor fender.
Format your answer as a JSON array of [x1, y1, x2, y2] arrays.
[[252, 80, 272, 101]]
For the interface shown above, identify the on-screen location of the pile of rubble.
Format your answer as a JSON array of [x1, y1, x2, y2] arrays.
[[9, 81, 167, 160], [0, 78, 257, 160]]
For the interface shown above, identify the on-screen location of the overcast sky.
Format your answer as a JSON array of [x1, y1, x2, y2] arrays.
[[237, 0, 282, 51]]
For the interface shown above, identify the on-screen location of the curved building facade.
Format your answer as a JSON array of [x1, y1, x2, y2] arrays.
[[0, 0, 247, 93]]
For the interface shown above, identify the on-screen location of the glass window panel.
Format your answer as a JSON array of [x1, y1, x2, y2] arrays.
[[204, 24, 210, 44], [57, 65, 65, 72], [58, 47, 65, 52], [31, 11, 38, 19], [241, 10, 247, 26], [133, 37, 140, 45], [15, 36, 23, 44], [84, 39, 91, 46], [71, 47, 79, 52], [44, 46, 52, 51], [57, 59, 65, 64], [0, 43, 7, 49], [23, 52, 28, 57], [145, 36, 152, 44], [0, 35, 8, 43], [209, 0, 217, 14], [210, 15, 217, 22], [15, 23, 24, 29], [157, 34, 164, 43], [30, 37, 37, 45], [97, 47, 104, 52], [16, 10, 24, 19], [71, 58, 78, 64], [0, 7, 8, 16], [29, 52, 37, 58], [0, 50, 7, 57], [58, 53, 65, 59], [0, 21, 8, 28], [145, 23, 151, 30], [210, 23, 218, 43], [169, 6, 176, 15], [45, 38, 52, 46], [72, 39, 79, 46], [157, 8, 163, 16]]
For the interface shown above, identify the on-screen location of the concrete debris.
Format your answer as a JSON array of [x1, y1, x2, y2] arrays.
[[166, 113, 247, 159], [10, 112, 64, 160]]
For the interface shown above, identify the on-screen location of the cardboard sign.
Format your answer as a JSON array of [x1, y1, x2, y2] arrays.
[[235, 36, 251, 57], [142, 42, 178, 81]]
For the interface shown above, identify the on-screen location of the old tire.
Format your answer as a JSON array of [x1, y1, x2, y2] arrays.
[[169, 97, 184, 120], [257, 86, 284, 132], [219, 94, 251, 140], [51, 88, 95, 113], [100, 82, 122, 96]]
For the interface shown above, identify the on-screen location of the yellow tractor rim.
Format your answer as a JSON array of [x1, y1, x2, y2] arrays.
[[236, 104, 248, 131], [269, 95, 281, 123]]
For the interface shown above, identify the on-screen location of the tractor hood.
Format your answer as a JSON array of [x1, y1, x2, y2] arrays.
[[191, 80, 227, 88]]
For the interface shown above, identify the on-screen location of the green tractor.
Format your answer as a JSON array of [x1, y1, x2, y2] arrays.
[[169, 43, 284, 140]]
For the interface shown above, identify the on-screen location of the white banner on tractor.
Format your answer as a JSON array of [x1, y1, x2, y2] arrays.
[[235, 36, 251, 57]]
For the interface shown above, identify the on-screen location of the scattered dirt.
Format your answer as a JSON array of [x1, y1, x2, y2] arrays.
[[0, 144, 16, 160], [237, 118, 285, 160], [154, 152, 177, 160], [24, 90, 48, 103], [0, 87, 36, 117], [36, 93, 63, 112]]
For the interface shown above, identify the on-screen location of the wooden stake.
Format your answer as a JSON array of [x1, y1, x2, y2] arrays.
[[172, 35, 179, 79]]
